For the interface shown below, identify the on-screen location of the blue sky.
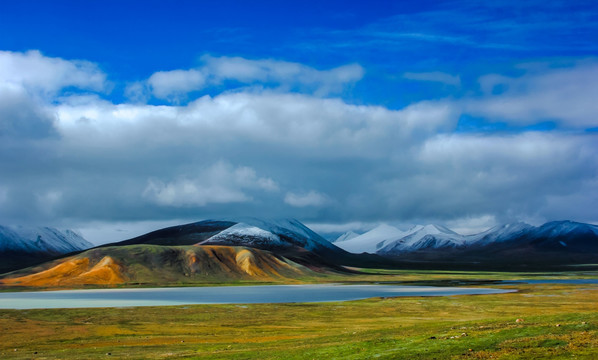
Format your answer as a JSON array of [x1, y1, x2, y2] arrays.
[[0, 0, 597, 242], [3, 0, 596, 107]]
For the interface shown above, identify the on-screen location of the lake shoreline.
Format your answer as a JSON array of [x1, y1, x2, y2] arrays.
[[0, 284, 514, 309]]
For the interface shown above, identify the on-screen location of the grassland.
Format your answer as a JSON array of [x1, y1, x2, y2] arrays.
[[0, 270, 597, 359]]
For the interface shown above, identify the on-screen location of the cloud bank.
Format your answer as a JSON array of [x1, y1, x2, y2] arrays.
[[1, 50, 597, 243]]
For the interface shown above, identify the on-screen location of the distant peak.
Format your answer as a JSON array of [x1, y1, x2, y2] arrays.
[[419, 224, 458, 235], [544, 220, 578, 226], [496, 222, 532, 229], [335, 231, 360, 243], [538, 220, 598, 235]]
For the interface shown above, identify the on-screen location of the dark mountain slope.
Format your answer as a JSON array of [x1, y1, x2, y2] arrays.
[[100, 220, 236, 247]]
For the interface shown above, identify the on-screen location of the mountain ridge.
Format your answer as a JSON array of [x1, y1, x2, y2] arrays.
[[375, 220, 598, 269], [3, 219, 597, 282], [0, 225, 94, 273]]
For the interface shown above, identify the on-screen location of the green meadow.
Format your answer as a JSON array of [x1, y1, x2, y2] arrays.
[[1, 270, 597, 359]]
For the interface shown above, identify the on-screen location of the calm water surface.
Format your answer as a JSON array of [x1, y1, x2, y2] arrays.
[[502, 279, 598, 285], [0, 284, 512, 309]]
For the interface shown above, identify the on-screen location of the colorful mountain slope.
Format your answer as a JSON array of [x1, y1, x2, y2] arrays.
[[0, 244, 318, 287]]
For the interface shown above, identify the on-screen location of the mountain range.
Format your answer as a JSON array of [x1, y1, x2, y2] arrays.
[[1, 219, 597, 287], [334, 220, 598, 268], [0, 218, 367, 287], [98, 218, 365, 271]]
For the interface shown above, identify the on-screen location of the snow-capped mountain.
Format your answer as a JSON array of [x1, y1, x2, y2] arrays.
[[97, 217, 358, 271], [333, 224, 422, 254], [335, 223, 461, 254], [106, 220, 236, 247], [4, 219, 594, 275], [376, 222, 544, 255], [101, 217, 345, 258], [524, 221, 598, 252], [201, 218, 341, 253], [334, 231, 360, 243], [0, 225, 94, 274], [466, 222, 534, 246], [333, 220, 598, 262], [533, 220, 598, 239], [199, 223, 286, 248], [379, 224, 463, 254], [0, 225, 93, 254], [373, 220, 598, 268]]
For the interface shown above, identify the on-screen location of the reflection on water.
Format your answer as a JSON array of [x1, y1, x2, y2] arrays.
[[0, 284, 512, 309]]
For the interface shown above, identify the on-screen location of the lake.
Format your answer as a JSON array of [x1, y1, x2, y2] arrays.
[[0, 284, 512, 309], [502, 279, 598, 285]]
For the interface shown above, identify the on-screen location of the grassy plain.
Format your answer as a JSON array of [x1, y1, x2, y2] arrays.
[[0, 270, 597, 359]]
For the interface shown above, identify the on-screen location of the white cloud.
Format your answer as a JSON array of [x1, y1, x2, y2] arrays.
[[0, 50, 107, 97], [137, 55, 364, 101], [0, 50, 108, 139], [54, 92, 456, 154], [12, 80, 595, 226], [465, 61, 598, 128], [144, 178, 250, 206], [418, 132, 591, 169], [1, 51, 597, 230], [403, 71, 461, 86], [143, 162, 277, 207], [381, 132, 598, 221], [202, 55, 364, 90], [284, 190, 329, 207], [147, 69, 205, 102]]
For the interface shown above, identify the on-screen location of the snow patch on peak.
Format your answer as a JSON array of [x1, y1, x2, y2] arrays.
[[239, 217, 335, 250], [419, 224, 457, 235], [398, 224, 460, 244], [334, 223, 419, 254], [214, 223, 280, 241], [207, 217, 337, 251], [373, 219, 598, 256], [0, 225, 93, 254], [469, 222, 534, 245], [201, 222, 285, 248], [377, 224, 465, 254], [335, 231, 360, 243]]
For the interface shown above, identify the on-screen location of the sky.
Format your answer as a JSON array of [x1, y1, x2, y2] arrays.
[[1, 0, 597, 243]]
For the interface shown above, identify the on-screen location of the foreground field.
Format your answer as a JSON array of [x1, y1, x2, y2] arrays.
[[0, 271, 597, 359]]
